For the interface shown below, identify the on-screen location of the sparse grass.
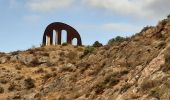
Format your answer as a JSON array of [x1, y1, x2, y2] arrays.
[[35, 68, 46, 73], [149, 83, 169, 99], [76, 47, 84, 52], [150, 89, 160, 99], [59, 65, 75, 72], [46, 61, 55, 67], [51, 67, 57, 72], [29, 58, 41, 66], [95, 70, 129, 94], [94, 73, 121, 94], [77, 61, 90, 72], [156, 41, 166, 49], [156, 33, 166, 40], [119, 83, 132, 93], [43, 73, 53, 82], [95, 78, 120, 94], [67, 51, 77, 60]]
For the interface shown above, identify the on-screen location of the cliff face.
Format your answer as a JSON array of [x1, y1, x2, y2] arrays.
[[0, 18, 170, 100]]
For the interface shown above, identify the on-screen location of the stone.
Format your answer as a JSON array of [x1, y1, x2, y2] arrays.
[[0, 57, 7, 64]]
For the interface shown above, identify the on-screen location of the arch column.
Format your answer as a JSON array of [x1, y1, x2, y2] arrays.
[[46, 30, 53, 46], [46, 34, 51, 46]]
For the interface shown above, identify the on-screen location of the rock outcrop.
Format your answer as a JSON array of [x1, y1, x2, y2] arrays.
[[0, 18, 170, 100]]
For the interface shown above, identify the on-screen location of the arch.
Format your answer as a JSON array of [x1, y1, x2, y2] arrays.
[[42, 22, 82, 46]]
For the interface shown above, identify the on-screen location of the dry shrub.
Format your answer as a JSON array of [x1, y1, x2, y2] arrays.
[[0, 86, 4, 93], [80, 46, 95, 58], [24, 77, 35, 89], [35, 68, 46, 73], [77, 47, 84, 52], [140, 79, 162, 91], [42, 73, 56, 82], [67, 51, 77, 60], [161, 46, 170, 72]]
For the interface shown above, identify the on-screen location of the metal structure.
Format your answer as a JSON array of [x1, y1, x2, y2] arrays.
[[42, 22, 82, 46]]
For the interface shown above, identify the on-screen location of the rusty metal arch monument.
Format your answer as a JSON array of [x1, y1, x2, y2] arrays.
[[42, 22, 82, 46]]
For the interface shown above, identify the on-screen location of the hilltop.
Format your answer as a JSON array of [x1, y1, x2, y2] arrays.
[[0, 17, 170, 100]]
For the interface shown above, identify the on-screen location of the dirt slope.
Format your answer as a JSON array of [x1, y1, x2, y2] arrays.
[[0, 18, 170, 100]]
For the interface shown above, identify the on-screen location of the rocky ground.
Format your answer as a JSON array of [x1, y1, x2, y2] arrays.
[[0, 17, 170, 100]]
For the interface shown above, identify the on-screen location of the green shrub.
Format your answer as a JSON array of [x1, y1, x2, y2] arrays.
[[108, 36, 128, 45], [62, 42, 68, 46], [31, 45, 36, 49], [80, 46, 95, 58], [92, 41, 103, 47], [167, 14, 170, 18], [140, 26, 153, 33], [159, 19, 168, 26]]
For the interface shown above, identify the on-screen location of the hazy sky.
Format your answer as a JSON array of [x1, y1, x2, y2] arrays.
[[0, 0, 169, 52]]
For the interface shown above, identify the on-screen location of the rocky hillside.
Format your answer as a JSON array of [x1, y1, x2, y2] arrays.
[[0, 17, 170, 100]]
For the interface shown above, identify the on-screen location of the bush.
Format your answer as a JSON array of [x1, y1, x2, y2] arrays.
[[108, 36, 128, 45], [92, 41, 103, 47], [62, 42, 68, 46], [35, 68, 45, 73], [0, 86, 4, 93], [80, 46, 95, 58], [141, 26, 153, 33], [8, 83, 16, 91], [140, 79, 161, 91], [167, 14, 170, 18], [24, 77, 35, 89], [67, 51, 77, 60], [43, 73, 53, 82], [159, 19, 168, 26], [94, 75, 119, 94], [161, 47, 170, 72]]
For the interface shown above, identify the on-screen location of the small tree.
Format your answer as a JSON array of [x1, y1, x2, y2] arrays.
[[93, 41, 103, 47], [167, 14, 170, 18], [108, 36, 127, 45]]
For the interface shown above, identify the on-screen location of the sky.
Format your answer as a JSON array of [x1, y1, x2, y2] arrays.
[[0, 0, 170, 52]]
